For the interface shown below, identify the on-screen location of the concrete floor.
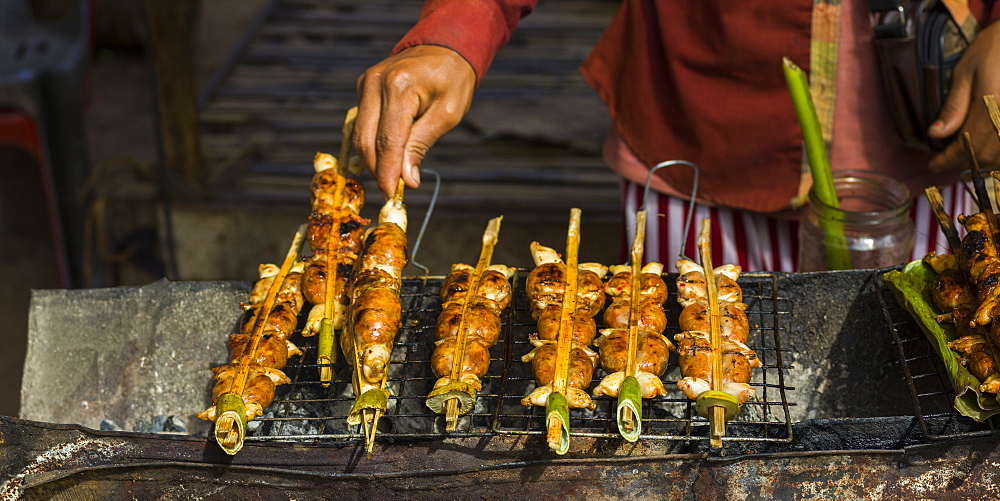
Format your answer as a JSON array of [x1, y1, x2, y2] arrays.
[[5, 1, 624, 418]]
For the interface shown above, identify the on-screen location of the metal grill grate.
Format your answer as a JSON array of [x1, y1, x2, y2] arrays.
[[876, 270, 1000, 440], [246, 272, 795, 446]]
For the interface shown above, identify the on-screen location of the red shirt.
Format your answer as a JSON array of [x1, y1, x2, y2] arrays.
[[394, 0, 1000, 213]]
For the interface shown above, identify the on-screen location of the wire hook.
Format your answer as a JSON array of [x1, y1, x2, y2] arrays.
[[408, 169, 441, 276], [644, 160, 700, 262]]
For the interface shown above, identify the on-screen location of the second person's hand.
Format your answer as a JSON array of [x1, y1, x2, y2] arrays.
[[927, 21, 1000, 173], [354, 45, 478, 199]]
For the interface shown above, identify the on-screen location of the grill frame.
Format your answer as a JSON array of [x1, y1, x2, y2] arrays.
[[245, 271, 796, 448]]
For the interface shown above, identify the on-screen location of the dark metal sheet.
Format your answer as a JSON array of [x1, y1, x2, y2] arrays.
[[2, 416, 1000, 499]]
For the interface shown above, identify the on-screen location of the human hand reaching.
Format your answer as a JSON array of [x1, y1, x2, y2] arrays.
[[928, 21, 1000, 172], [354, 45, 477, 198]]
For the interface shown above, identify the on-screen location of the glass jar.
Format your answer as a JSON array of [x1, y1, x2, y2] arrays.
[[798, 170, 915, 271]]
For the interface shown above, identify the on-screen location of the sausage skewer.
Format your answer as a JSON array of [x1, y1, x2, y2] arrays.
[[673, 220, 760, 448], [342, 179, 408, 453], [300, 107, 369, 385], [521, 209, 607, 454], [426, 217, 513, 431], [694, 220, 735, 448], [591, 210, 671, 441], [198, 224, 307, 455]]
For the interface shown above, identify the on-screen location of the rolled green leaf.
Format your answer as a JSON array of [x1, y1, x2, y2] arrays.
[[347, 388, 389, 425], [213, 393, 248, 455], [545, 392, 571, 455], [782, 57, 851, 270], [616, 376, 642, 442]]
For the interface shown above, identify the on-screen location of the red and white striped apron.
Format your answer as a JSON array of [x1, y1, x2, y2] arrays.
[[621, 179, 974, 273]]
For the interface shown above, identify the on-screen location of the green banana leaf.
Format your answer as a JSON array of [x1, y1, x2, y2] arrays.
[[883, 260, 1000, 421]]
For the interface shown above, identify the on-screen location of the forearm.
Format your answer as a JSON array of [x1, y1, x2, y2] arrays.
[[392, 0, 539, 84]]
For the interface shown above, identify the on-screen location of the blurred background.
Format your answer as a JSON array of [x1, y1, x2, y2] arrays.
[[0, 0, 623, 417]]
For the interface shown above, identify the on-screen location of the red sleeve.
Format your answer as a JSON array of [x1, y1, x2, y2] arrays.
[[972, 0, 1000, 25], [391, 0, 539, 84]]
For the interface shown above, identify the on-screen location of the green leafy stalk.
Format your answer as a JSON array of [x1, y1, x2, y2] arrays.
[[782, 57, 851, 270], [616, 376, 642, 442]]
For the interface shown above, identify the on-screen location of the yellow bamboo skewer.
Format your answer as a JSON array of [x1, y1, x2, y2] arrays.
[[695, 219, 731, 449], [214, 224, 307, 454], [547, 208, 582, 454], [617, 210, 646, 437], [318, 107, 358, 385], [436, 217, 503, 431]]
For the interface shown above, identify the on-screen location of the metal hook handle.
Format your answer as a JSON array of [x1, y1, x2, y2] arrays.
[[409, 169, 441, 276], [644, 160, 700, 262]]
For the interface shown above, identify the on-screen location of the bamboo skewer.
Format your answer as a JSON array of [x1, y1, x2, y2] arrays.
[[617, 210, 646, 440], [546, 208, 582, 454], [924, 187, 964, 253], [429, 217, 503, 431], [214, 224, 307, 454], [693, 219, 740, 449], [318, 107, 359, 385]]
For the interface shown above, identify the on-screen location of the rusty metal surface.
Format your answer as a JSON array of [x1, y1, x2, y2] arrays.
[[2, 416, 1000, 499]]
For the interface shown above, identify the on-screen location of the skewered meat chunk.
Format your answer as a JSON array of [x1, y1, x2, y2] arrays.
[[300, 258, 353, 338], [521, 242, 607, 410], [522, 342, 598, 408], [592, 263, 671, 399], [674, 331, 761, 403], [676, 260, 742, 307], [536, 304, 598, 345], [248, 264, 279, 305], [198, 364, 291, 422], [240, 302, 298, 339], [440, 263, 514, 310], [238, 261, 304, 346], [948, 334, 1000, 392], [957, 213, 1000, 327], [673, 259, 759, 404], [228, 333, 303, 369], [342, 198, 408, 396], [677, 302, 750, 344], [924, 252, 978, 337]]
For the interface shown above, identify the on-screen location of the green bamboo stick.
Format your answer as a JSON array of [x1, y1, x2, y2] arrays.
[[782, 57, 851, 270], [317, 318, 336, 384]]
